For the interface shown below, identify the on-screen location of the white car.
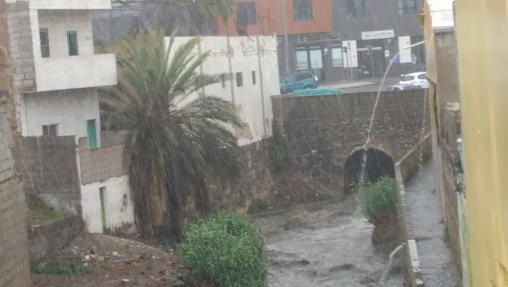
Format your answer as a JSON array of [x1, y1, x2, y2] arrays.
[[399, 72, 429, 89]]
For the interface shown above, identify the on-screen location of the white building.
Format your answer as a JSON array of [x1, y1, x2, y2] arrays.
[[6, 0, 117, 148], [170, 36, 280, 146]]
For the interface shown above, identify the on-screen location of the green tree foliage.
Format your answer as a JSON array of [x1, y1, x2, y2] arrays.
[[178, 212, 267, 287], [103, 30, 242, 241], [359, 177, 397, 223]]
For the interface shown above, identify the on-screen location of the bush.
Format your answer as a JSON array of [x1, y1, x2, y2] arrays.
[[359, 177, 397, 223], [268, 139, 289, 175], [178, 212, 266, 287]]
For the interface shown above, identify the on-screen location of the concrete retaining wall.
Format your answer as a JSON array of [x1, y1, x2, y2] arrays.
[[29, 216, 82, 264], [395, 133, 432, 287]]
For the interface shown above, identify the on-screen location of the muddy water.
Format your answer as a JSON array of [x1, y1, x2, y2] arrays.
[[254, 198, 404, 287]]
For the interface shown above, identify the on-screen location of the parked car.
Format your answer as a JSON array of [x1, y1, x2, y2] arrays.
[[399, 72, 429, 89], [280, 71, 318, 94]]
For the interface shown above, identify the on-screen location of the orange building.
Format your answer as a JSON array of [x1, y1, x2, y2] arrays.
[[216, 0, 333, 36], [215, 0, 335, 80]]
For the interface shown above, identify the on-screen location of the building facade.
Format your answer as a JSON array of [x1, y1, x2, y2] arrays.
[[171, 36, 280, 146], [216, 0, 423, 83], [454, 0, 508, 286], [331, 0, 424, 80], [215, 0, 335, 81], [6, 0, 117, 148], [422, 0, 470, 285]]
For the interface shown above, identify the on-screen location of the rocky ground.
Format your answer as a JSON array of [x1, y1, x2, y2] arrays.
[[31, 234, 181, 287]]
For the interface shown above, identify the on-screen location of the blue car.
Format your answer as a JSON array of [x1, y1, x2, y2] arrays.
[[280, 71, 318, 94]]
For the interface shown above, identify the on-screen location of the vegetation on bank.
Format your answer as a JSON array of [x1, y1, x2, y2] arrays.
[[31, 264, 88, 275], [178, 212, 267, 287], [359, 177, 397, 223], [27, 197, 71, 222]]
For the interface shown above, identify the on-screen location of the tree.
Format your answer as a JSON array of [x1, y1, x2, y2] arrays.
[[103, 30, 242, 241]]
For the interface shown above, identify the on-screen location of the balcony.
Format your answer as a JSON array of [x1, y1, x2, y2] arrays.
[[34, 54, 117, 92], [29, 0, 111, 10]]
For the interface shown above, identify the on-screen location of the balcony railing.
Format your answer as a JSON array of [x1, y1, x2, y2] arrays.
[[30, 0, 111, 10], [34, 54, 117, 92]]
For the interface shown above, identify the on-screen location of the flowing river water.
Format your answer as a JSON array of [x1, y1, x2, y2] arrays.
[[254, 198, 405, 287]]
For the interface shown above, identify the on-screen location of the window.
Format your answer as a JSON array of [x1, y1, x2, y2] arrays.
[[418, 73, 427, 80], [87, 119, 97, 149], [347, 0, 366, 18], [399, 0, 418, 14], [236, 72, 243, 87], [293, 0, 313, 21], [309, 47, 323, 69], [252, 71, 256, 85], [42, 124, 58, 137], [331, 46, 344, 68], [236, 2, 257, 26], [296, 49, 309, 70], [67, 31, 79, 56], [296, 72, 310, 81], [39, 28, 50, 58]]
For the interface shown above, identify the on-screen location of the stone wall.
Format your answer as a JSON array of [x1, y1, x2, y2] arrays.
[[272, 90, 428, 197], [6, 1, 35, 92], [22, 136, 81, 214], [0, 1, 32, 285], [29, 216, 82, 264], [207, 139, 335, 214], [78, 131, 128, 185]]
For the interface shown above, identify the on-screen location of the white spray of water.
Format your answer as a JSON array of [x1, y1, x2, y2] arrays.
[[359, 41, 426, 184], [379, 243, 405, 285]]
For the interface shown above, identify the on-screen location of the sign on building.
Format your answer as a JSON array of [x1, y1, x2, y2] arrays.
[[361, 29, 395, 41]]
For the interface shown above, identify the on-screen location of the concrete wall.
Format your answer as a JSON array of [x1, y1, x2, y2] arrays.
[[22, 136, 81, 214], [29, 216, 82, 263], [6, 0, 111, 10], [0, 4, 31, 281], [454, 1, 508, 285], [38, 10, 94, 57], [272, 90, 429, 195], [81, 175, 134, 234], [395, 134, 432, 287], [170, 36, 280, 145], [78, 131, 135, 234], [6, 1, 36, 92], [19, 88, 101, 139]]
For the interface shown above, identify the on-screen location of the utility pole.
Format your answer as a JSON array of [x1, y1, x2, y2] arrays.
[[280, 0, 290, 75]]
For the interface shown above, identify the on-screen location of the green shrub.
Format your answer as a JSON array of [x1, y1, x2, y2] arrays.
[[359, 177, 397, 223], [27, 197, 71, 222], [31, 264, 88, 275], [178, 212, 266, 287], [268, 139, 289, 175]]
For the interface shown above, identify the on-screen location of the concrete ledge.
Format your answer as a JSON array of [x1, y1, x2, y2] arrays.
[[395, 133, 431, 287]]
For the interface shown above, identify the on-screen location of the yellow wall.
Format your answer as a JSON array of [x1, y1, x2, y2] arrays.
[[455, 0, 508, 286]]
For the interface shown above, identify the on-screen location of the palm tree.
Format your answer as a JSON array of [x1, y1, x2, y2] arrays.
[[103, 30, 242, 241]]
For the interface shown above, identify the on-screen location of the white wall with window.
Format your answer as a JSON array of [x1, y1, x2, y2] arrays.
[[36, 10, 94, 58], [19, 89, 101, 142], [81, 176, 134, 234], [169, 36, 280, 145]]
